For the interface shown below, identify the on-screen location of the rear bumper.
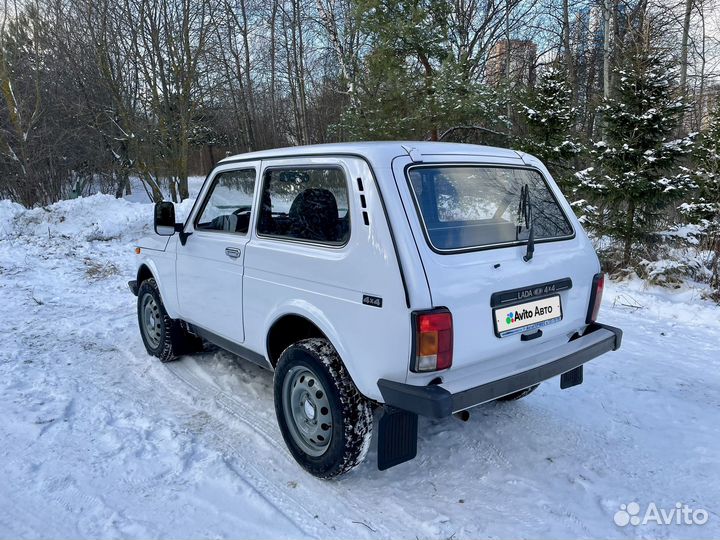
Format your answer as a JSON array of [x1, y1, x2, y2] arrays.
[[378, 322, 622, 418]]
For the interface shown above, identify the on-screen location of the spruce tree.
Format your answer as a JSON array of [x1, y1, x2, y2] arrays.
[[576, 47, 693, 268], [685, 105, 720, 223], [519, 65, 581, 190], [685, 104, 720, 292]]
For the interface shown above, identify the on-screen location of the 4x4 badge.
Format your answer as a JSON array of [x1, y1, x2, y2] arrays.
[[362, 295, 383, 308]]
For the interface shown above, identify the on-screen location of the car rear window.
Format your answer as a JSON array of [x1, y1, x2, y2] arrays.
[[407, 166, 573, 252]]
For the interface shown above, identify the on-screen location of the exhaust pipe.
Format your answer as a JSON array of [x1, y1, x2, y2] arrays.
[[453, 410, 470, 422]]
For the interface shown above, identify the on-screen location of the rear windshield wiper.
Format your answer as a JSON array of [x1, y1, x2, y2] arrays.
[[519, 184, 535, 262]]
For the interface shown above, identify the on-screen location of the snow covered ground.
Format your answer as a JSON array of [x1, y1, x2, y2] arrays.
[[1, 190, 719, 539]]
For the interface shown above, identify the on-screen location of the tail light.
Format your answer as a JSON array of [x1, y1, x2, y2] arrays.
[[586, 273, 605, 324], [411, 309, 453, 372]]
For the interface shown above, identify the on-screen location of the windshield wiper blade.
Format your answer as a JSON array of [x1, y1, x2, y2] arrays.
[[523, 219, 535, 262], [521, 184, 535, 262]]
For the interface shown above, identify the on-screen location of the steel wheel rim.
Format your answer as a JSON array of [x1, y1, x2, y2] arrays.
[[140, 294, 162, 348], [282, 365, 333, 457]]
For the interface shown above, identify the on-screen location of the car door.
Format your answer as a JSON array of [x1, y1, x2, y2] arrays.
[[176, 163, 260, 343]]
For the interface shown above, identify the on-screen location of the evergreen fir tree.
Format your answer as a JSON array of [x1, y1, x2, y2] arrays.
[[576, 46, 693, 268], [685, 105, 720, 223], [684, 104, 720, 292], [519, 65, 582, 190]]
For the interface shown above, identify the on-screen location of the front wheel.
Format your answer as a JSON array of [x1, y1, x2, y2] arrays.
[[274, 338, 373, 479], [137, 278, 200, 362]]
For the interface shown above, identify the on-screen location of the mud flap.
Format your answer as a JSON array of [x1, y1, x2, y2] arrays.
[[171, 321, 204, 355], [560, 365, 583, 389], [377, 407, 418, 471]]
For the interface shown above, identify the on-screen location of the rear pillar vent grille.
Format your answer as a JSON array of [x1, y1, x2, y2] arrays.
[[357, 177, 369, 226]]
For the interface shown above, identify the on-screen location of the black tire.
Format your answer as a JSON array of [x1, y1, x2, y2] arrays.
[[274, 338, 373, 479], [137, 278, 200, 362], [496, 384, 539, 401]]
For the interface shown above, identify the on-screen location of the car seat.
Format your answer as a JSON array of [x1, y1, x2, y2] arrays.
[[288, 188, 339, 242]]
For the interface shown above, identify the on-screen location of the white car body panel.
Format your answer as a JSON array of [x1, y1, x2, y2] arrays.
[[135, 247, 181, 318], [135, 235, 171, 252]]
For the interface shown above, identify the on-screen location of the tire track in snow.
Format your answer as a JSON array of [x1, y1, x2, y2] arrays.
[[117, 349, 321, 538], [162, 356, 397, 538]]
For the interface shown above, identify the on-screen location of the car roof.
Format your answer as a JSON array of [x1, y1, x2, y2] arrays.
[[217, 141, 522, 165]]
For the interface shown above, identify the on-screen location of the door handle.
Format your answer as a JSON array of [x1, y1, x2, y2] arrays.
[[225, 247, 241, 259]]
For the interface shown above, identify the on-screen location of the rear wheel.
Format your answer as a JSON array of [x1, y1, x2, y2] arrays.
[[274, 338, 373, 478], [496, 384, 539, 401], [137, 278, 200, 362]]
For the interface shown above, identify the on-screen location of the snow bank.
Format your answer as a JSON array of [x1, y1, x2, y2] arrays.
[[0, 193, 196, 244], [605, 276, 720, 330], [0, 199, 25, 239], [0, 194, 152, 243]]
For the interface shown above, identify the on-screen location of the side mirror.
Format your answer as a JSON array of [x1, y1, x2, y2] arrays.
[[154, 201, 177, 236]]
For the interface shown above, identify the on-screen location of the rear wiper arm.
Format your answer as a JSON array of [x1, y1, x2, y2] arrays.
[[523, 216, 535, 262], [520, 184, 535, 262]]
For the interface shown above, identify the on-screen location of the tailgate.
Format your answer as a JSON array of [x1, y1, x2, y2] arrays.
[[390, 154, 601, 387]]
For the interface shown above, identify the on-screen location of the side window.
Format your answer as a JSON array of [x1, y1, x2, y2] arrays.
[[196, 169, 256, 234], [257, 167, 350, 245]]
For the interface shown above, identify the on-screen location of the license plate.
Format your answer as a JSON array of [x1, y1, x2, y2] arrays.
[[493, 294, 562, 337]]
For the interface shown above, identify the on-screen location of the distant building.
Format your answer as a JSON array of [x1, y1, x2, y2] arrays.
[[574, 6, 603, 57], [486, 40, 537, 87]]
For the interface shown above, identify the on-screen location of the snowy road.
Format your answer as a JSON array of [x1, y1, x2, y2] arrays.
[[1, 194, 719, 538]]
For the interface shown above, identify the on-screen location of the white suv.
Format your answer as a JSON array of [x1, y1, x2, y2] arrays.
[[129, 142, 622, 478]]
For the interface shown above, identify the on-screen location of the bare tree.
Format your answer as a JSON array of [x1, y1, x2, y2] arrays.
[[602, 0, 613, 100]]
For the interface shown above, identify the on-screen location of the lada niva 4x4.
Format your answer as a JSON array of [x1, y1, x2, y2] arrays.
[[129, 142, 623, 478]]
